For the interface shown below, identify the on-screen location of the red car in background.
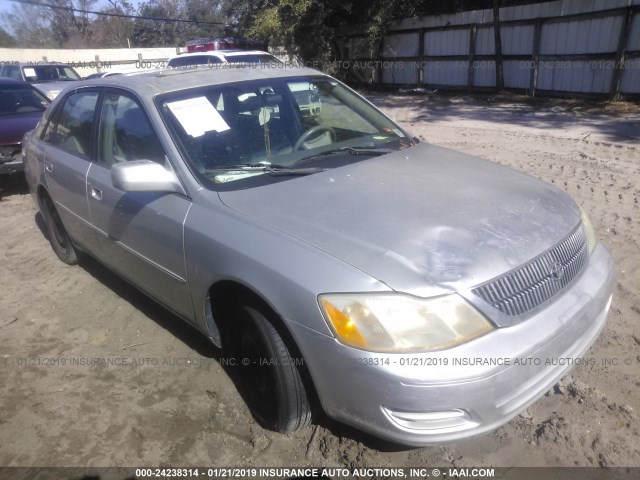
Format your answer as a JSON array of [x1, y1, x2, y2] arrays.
[[0, 78, 50, 178]]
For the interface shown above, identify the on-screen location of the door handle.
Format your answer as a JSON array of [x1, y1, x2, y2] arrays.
[[45, 163, 53, 173], [90, 186, 102, 201]]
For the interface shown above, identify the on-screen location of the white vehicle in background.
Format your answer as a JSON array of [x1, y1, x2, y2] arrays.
[[167, 45, 321, 115], [167, 50, 282, 68], [84, 71, 124, 80]]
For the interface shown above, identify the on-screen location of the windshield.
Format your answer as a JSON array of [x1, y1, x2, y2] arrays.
[[0, 85, 49, 115], [21, 65, 81, 83], [159, 76, 412, 188]]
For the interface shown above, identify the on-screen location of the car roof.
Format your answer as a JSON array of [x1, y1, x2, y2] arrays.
[[76, 65, 325, 101]]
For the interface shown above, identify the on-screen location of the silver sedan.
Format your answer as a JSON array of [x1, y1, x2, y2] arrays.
[[23, 66, 614, 446]]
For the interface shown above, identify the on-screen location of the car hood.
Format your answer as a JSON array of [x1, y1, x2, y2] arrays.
[[0, 112, 43, 145], [218, 143, 581, 296], [32, 81, 75, 98]]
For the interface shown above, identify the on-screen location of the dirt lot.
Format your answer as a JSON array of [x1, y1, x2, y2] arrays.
[[0, 93, 638, 470]]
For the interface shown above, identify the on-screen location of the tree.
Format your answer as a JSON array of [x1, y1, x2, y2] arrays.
[[132, 0, 181, 47], [236, 0, 366, 65], [1, 0, 97, 48], [3, 1, 56, 47], [0, 26, 17, 47], [51, 0, 99, 48], [92, 0, 135, 48], [181, 0, 225, 40], [229, 0, 547, 67], [132, 0, 225, 48]]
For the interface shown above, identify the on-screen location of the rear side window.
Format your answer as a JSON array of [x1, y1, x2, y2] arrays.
[[45, 91, 99, 157], [98, 92, 165, 166]]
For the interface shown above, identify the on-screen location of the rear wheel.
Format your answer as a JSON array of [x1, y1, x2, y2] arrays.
[[230, 303, 312, 432], [40, 195, 78, 265]]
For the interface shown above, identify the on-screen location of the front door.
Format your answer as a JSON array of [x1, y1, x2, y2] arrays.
[[43, 89, 99, 250], [86, 89, 194, 321]]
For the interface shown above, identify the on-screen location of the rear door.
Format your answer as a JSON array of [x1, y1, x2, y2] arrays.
[[42, 89, 100, 250], [86, 89, 194, 320]]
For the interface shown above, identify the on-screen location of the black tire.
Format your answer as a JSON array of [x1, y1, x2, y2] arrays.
[[40, 195, 78, 265], [231, 303, 312, 433]]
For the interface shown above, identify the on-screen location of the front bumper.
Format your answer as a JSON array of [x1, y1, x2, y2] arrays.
[[1, 144, 24, 175], [0, 154, 24, 175], [0, 159, 24, 175], [287, 243, 614, 446]]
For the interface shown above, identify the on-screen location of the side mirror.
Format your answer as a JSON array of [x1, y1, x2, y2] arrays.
[[111, 160, 185, 194]]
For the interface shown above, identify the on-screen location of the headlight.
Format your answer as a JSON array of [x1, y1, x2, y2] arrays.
[[579, 206, 597, 254], [318, 293, 494, 353]]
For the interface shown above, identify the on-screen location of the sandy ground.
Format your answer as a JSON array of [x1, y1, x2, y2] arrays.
[[0, 93, 638, 470]]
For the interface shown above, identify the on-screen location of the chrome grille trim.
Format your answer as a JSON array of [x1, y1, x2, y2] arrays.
[[473, 224, 588, 316]]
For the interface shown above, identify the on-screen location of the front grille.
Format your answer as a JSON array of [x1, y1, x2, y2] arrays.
[[473, 224, 588, 316]]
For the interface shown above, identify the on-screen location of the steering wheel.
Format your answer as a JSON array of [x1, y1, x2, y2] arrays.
[[293, 126, 336, 151]]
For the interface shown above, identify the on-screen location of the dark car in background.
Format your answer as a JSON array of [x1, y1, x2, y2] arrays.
[[0, 78, 49, 177], [0, 62, 82, 100]]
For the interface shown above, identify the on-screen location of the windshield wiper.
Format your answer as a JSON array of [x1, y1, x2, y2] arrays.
[[204, 163, 325, 176], [204, 162, 284, 172], [295, 146, 393, 165], [265, 166, 326, 176], [340, 146, 394, 156]]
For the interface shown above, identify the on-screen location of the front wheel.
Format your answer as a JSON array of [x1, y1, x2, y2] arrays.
[[40, 195, 78, 265], [231, 303, 312, 432]]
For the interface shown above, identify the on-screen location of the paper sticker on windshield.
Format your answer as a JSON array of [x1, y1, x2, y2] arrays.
[[23, 68, 37, 78], [214, 171, 265, 183], [167, 96, 230, 138], [392, 128, 405, 138]]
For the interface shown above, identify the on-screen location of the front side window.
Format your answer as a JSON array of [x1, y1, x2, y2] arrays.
[[159, 76, 411, 188], [46, 91, 98, 157], [98, 92, 165, 166]]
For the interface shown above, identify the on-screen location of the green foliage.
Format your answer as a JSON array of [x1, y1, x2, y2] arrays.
[[0, 0, 536, 57], [0, 27, 17, 47], [233, 0, 522, 64], [132, 0, 225, 47], [91, 0, 135, 48]]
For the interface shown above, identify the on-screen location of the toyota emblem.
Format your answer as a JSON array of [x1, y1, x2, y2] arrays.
[[549, 261, 565, 280]]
